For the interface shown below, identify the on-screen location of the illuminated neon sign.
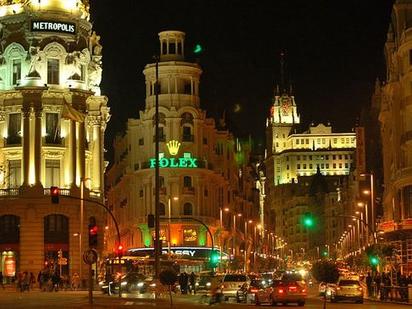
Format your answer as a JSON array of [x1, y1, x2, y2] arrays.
[[31, 21, 76, 34], [149, 140, 198, 168]]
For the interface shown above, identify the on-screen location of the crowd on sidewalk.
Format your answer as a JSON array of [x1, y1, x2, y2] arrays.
[[0, 269, 82, 292], [365, 271, 411, 302]]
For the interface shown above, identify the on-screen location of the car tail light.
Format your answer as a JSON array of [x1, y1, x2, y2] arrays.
[[289, 286, 297, 292], [250, 288, 258, 293], [301, 288, 306, 293], [278, 288, 284, 294], [336, 287, 341, 290]]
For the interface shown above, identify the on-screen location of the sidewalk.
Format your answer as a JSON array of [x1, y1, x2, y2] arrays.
[[365, 295, 412, 306]]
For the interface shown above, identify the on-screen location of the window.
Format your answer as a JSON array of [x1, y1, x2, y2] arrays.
[[169, 42, 176, 54], [332, 155, 336, 160], [339, 155, 342, 160], [296, 139, 300, 144], [183, 176, 192, 188], [45, 160, 60, 188], [177, 42, 182, 55], [0, 215, 20, 244], [159, 203, 166, 216], [80, 64, 86, 81], [203, 138, 207, 145], [45, 113, 60, 144], [139, 189, 143, 197], [339, 163, 343, 168], [7, 113, 21, 144], [9, 160, 21, 188], [139, 138, 144, 145], [286, 156, 289, 161], [326, 155, 329, 160], [303, 164, 307, 169], [286, 165, 289, 170], [44, 214, 69, 243], [345, 163, 349, 168], [162, 41, 167, 54], [301, 139, 304, 144], [306, 139, 309, 144], [322, 138, 326, 144], [182, 126, 193, 141], [333, 138, 337, 144], [183, 203, 193, 215], [47, 59, 60, 84], [297, 156, 300, 160], [403, 186, 412, 217], [309, 164, 313, 169], [344, 154, 348, 159], [309, 155, 312, 160], [12, 59, 21, 85], [184, 81, 191, 94], [297, 164, 301, 169], [326, 163, 329, 168], [333, 163, 336, 168]]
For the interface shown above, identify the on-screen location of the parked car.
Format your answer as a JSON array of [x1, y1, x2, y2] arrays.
[[326, 279, 363, 303], [221, 274, 250, 300], [255, 274, 307, 306], [236, 278, 268, 303]]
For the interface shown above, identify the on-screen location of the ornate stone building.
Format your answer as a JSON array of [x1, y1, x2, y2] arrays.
[[378, 0, 412, 273], [0, 0, 109, 282], [106, 31, 260, 273]]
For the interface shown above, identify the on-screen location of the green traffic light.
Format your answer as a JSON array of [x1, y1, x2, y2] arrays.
[[369, 256, 379, 266], [209, 250, 220, 267], [303, 213, 314, 228], [193, 44, 203, 54], [322, 251, 328, 256]]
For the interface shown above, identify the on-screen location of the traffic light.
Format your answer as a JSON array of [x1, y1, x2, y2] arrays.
[[115, 244, 124, 258], [193, 43, 204, 54], [302, 212, 315, 228], [322, 250, 328, 257], [369, 255, 379, 267], [148, 214, 155, 228], [209, 250, 220, 268], [88, 224, 98, 248], [50, 186, 59, 204]]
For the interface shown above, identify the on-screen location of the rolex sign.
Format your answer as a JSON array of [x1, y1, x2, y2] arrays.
[[31, 21, 76, 34]]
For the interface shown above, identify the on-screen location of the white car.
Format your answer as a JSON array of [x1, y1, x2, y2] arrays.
[[221, 274, 250, 299], [326, 279, 363, 303]]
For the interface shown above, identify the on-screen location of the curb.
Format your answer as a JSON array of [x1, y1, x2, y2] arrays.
[[365, 297, 412, 306]]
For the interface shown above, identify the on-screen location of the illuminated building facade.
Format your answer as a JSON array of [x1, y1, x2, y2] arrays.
[[0, 0, 109, 281], [265, 84, 357, 260], [378, 0, 412, 273], [106, 31, 260, 272]]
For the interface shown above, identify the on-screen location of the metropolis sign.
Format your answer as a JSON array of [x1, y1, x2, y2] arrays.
[[149, 140, 198, 168], [31, 21, 76, 34]]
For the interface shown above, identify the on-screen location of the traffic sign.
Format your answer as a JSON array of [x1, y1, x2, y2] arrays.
[[58, 257, 68, 265], [83, 249, 98, 265]]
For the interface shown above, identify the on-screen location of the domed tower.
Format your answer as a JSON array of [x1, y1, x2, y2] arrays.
[[0, 0, 110, 281]]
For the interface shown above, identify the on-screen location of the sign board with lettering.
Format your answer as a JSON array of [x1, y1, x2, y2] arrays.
[[149, 140, 199, 169], [31, 21, 76, 34], [127, 246, 228, 260]]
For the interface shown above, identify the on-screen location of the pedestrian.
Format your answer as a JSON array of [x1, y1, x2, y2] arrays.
[[399, 274, 408, 301], [22, 271, 30, 292], [0, 271, 5, 290], [51, 272, 60, 292], [375, 272, 381, 299], [29, 272, 35, 290], [189, 272, 196, 295], [366, 272, 373, 297], [71, 272, 80, 291]]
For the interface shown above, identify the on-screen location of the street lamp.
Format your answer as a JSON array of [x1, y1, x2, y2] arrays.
[[168, 196, 178, 255], [360, 172, 376, 244]]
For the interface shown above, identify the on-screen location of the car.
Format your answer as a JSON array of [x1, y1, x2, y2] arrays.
[[255, 274, 307, 306], [326, 279, 363, 303], [236, 278, 268, 303], [196, 274, 223, 294], [319, 282, 327, 295], [221, 274, 250, 299], [120, 272, 149, 294]]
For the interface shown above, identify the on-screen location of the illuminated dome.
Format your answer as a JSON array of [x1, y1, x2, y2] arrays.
[[0, 0, 90, 19]]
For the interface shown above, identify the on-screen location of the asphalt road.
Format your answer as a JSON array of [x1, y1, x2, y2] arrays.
[[0, 289, 411, 308]]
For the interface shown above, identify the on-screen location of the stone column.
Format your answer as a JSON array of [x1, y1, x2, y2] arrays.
[[78, 121, 85, 182], [70, 120, 77, 187], [34, 106, 42, 186], [91, 118, 101, 191], [22, 105, 31, 186]]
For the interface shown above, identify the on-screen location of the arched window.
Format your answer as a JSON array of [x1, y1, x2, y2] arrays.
[[183, 176, 192, 188], [181, 113, 194, 142], [183, 203, 193, 216], [0, 215, 20, 244], [44, 214, 69, 243], [159, 203, 166, 216]]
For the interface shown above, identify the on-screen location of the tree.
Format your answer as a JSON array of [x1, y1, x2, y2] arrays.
[[312, 260, 339, 283], [159, 269, 178, 307]]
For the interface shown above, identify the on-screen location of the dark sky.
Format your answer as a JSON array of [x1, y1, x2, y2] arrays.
[[90, 0, 394, 157]]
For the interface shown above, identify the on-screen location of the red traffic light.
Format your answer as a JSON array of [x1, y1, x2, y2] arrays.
[[50, 186, 60, 204], [115, 244, 125, 257], [89, 226, 98, 235]]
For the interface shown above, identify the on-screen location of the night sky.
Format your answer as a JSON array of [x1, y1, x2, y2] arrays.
[[91, 0, 394, 158]]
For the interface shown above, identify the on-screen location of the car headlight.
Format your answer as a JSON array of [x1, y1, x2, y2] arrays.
[[150, 283, 156, 287], [121, 281, 127, 286], [206, 282, 211, 287], [195, 282, 199, 286], [326, 290, 332, 296], [137, 282, 144, 287]]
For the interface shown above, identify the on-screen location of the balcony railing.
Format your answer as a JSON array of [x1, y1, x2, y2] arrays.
[[182, 134, 194, 142], [4, 135, 21, 146], [0, 188, 20, 197], [182, 186, 195, 194], [44, 135, 64, 146]]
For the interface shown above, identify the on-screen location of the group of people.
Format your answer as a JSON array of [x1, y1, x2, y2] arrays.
[[365, 271, 411, 302], [178, 271, 197, 294]]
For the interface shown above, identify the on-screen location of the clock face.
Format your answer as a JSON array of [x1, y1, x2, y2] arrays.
[[280, 97, 291, 116]]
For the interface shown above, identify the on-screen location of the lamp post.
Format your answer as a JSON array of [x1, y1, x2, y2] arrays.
[[154, 55, 160, 280], [357, 201, 370, 246], [168, 196, 178, 255], [79, 177, 91, 284], [244, 220, 252, 273], [361, 172, 375, 244]]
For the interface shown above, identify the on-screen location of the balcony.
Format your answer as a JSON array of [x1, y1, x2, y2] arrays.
[[182, 186, 195, 194], [182, 134, 194, 142], [43, 135, 64, 146], [4, 135, 21, 146]]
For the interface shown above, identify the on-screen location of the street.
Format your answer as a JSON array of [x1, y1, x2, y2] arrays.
[[0, 289, 410, 308]]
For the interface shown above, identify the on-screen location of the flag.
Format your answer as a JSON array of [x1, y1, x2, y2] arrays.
[[62, 103, 85, 123]]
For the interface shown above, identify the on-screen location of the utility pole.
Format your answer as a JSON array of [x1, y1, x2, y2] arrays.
[[154, 55, 160, 279]]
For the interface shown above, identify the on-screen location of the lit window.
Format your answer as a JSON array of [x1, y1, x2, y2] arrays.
[[45, 160, 60, 188], [12, 59, 21, 85], [183, 176, 192, 188], [47, 59, 60, 84], [8, 160, 21, 188]]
